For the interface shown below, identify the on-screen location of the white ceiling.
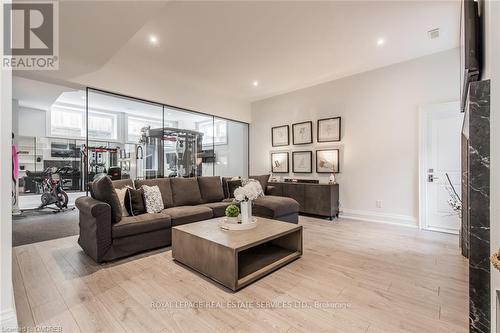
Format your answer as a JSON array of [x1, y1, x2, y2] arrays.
[[15, 1, 460, 103]]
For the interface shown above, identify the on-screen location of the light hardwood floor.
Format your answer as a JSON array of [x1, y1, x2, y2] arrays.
[[12, 217, 468, 333]]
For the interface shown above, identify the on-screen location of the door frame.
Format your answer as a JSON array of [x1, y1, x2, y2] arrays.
[[418, 101, 461, 233]]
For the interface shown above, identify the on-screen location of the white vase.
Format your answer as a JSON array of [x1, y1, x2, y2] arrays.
[[240, 200, 252, 224]]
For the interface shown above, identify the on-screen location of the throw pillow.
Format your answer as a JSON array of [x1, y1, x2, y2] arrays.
[[226, 179, 242, 198], [125, 188, 146, 216], [92, 175, 122, 223], [249, 174, 270, 195], [114, 187, 131, 217], [141, 185, 164, 213]]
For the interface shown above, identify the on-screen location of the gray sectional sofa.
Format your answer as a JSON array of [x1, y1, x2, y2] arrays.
[[75, 175, 299, 263]]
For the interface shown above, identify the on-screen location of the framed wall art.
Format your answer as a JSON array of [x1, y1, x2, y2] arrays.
[[271, 152, 289, 173], [292, 151, 313, 173], [317, 117, 341, 142], [292, 121, 313, 145], [316, 149, 340, 173], [272, 125, 289, 147]]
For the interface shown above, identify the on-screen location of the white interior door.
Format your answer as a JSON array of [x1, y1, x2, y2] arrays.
[[422, 102, 463, 234]]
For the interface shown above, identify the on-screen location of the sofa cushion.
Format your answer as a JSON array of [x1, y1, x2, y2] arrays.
[[199, 202, 235, 218], [197, 176, 224, 203], [114, 187, 130, 217], [112, 213, 171, 238], [125, 188, 146, 216], [253, 195, 300, 218], [141, 185, 164, 213], [135, 178, 174, 208], [112, 179, 134, 189], [161, 206, 213, 226], [221, 177, 233, 199], [92, 175, 122, 223], [249, 175, 270, 194], [226, 179, 242, 198], [170, 178, 203, 206]]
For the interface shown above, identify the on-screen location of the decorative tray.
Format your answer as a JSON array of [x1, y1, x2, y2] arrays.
[[218, 217, 258, 230]]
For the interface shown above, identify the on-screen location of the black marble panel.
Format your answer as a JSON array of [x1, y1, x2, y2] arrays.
[[468, 79, 490, 333]]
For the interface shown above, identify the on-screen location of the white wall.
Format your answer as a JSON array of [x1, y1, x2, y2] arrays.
[[16, 106, 46, 138], [250, 48, 460, 226], [483, 0, 500, 331]]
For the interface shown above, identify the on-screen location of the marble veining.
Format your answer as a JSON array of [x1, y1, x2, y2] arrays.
[[467, 80, 490, 333]]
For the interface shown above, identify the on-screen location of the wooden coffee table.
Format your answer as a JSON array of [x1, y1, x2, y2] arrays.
[[172, 217, 303, 291]]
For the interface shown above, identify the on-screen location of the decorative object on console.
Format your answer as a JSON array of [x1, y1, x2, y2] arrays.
[[234, 180, 264, 224], [141, 184, 164, 213], [284, 178, 319, 184], [271, 152, 289, 173], [292, 121, 313, 145], [317, 117, 341, 142], [272, 125, 290, 147], [292, 151, 312, 173], [316, 149, 340, 173], [329, 173, 336, 184]]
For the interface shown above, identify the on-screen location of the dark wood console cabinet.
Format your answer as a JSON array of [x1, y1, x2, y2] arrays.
[[268, 182, 339, 219]]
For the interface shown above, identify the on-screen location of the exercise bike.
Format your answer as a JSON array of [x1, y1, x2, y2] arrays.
[[32, 167, 71, 212]]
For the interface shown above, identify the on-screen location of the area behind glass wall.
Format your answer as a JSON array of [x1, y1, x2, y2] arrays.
[[85, 89, 248, 183]]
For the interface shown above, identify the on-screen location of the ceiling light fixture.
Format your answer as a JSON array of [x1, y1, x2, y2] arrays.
[[149, 35, 158, 45], [252, 81, 259, 87], [377, 38, 385, 46]]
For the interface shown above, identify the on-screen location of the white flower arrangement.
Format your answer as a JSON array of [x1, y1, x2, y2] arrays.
[[234, 179, 264, 202]]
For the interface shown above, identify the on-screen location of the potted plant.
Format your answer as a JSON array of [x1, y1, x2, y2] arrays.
[[225, 204, 240, 224]]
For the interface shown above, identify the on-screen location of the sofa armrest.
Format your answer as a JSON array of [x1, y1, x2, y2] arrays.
[[266, 185, 278, 196], [75, 196, 112, 263]]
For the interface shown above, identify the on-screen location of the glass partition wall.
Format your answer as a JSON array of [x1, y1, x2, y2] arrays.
[[85, 88, 249, 185]]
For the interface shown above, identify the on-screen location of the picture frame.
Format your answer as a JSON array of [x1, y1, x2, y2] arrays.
[[316, 149, 340, 173], [271, 152, 289, 173], [292, 121, 313, 145], [271, 125, 289, 147], [317, 117, 341, 142], [292, 151, 313, 173]]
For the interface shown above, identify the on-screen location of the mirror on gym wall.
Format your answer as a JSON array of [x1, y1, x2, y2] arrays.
[[13, 88, 87, 209]]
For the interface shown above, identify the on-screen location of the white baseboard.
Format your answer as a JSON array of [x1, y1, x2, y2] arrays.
[[341, 208, 418, 228], [0, 308, 17, 330]]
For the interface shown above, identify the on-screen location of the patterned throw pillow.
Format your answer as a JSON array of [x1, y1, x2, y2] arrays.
[[141, 185, 164, 214]]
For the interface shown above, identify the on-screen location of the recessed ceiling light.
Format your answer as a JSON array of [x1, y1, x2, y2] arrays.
[[252, 81, 259, 87], [377, 38, 385, 46], [149, 35, 158, 45]]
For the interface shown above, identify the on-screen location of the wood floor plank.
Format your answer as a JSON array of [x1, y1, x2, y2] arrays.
[[12, 216, 468, 333]]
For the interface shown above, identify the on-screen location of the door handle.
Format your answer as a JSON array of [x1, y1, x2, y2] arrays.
[[428, 174, 439, 182]]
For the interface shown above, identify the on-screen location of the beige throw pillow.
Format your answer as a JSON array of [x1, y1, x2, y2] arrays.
[[114, 187, 130, 217]]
